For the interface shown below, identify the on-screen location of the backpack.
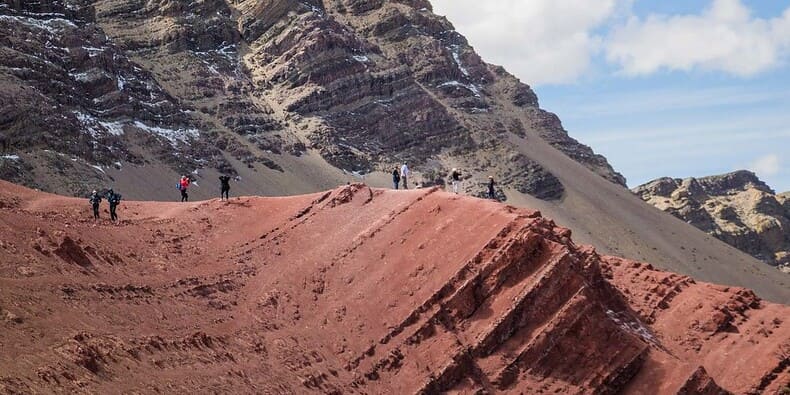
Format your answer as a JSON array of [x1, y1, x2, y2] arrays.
[[176, 183, 182, 190]]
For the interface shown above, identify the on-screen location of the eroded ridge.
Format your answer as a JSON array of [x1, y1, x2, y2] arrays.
[[0, 181, 787, 394]]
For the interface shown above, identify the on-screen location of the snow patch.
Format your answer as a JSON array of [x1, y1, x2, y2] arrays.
[[449, 45, 470, 77], [217, 43, 236, 61], [82, 46, 106, 57], [438, 80, 481, 97], [90, 165, 105, 173], [352, 55, 369, 63], [70, 71, 92, 82], [132, 121, 199, 145], [100, 121, 126, 136], [1, 154, 20, 161], [74, 112, 126, 137], [0, 14, 76, 33]]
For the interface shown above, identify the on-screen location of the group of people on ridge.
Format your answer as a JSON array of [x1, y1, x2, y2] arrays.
[[89, 165, 498, 222], [176, 174, 232, 202], [90, 174, 234, 221], [392, 164, 497, 199], [89, 189, 122, 221], [391, 162, 410, 189]]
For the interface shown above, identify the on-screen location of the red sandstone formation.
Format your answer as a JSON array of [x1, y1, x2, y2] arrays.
[[0, 180, 787, 393]]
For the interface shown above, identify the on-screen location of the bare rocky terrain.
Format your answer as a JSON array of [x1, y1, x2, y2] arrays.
[[635, 170, 790, 274], [2, 0, 787, 302], [0, 0, 622, 200], [0, 180, 788, 394]]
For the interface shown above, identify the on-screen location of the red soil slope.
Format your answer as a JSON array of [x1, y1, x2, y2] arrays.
[[0, 180, 787, 394]]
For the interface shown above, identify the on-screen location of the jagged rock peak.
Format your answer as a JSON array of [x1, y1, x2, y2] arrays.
[[634, 171, 790, 270], [634, 170, 773, 200]]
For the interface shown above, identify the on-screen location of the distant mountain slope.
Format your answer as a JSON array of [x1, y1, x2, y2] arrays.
[[634, 170, 790, 273], [0, 181, 787, 393], [0, 0, 623, 199]]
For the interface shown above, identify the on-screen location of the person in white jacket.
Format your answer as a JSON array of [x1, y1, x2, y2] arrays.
[[400, 162, 410, 189], [450, 168, 461, 194]]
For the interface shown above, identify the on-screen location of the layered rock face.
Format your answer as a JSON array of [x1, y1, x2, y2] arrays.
[[634, 170, 790, 272], [0, 180, 787, 393], [0, 0, 231, 194], [0, 0, 624, 199]]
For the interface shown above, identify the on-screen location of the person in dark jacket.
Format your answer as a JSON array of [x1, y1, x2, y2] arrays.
[[392, 167, 401, 189], [219, 175, 231, 200], [106, 189, 121, 221], [89, 190, 102, 220], [487, 176, 496, 199]]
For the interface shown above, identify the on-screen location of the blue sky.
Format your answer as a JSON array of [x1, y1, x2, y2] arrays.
[[432, 0, 790, 191]]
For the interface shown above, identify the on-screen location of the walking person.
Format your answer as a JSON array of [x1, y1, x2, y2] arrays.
[[392, 167, 401, 189], [179, 175, 190, 202], [89, 190, 102, 220], [105, 189, 121, 222], [400, 162, 410, 189], [450, 168, 461, 194], [219, 175, 231, 200], [487, 176, 496, 200]]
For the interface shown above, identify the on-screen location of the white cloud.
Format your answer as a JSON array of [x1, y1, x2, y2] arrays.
[[748, 154, 781, 177], [431, 0, 627, 85], [606, 0, 790, 76]]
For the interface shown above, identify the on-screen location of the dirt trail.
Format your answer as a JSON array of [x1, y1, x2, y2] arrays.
[[0, 180, 787, 394]]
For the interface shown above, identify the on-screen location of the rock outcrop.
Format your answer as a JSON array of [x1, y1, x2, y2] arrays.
[[0, 0, 234, 195], [634, 170, 790, 272], [0, 0, 624, 199], [0, 180, 787, 393]]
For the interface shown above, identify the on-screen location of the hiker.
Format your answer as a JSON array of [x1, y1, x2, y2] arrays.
[[219, 175, 231, 200], [178, 175, 190, 202], [105, 189, 121, 222], [488, 176, 496, 199], [392, 167, 400, 189], [400, 162, 410, 189], [450, 168, 461, 194], [89, 190, 102, 220]]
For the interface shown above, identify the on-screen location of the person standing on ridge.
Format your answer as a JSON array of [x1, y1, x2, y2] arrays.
[[392, 167, 401, 189], [179, 175, 190, 202], [106, 189, 121, 222], [488, 176, 496, 200], [450, 168, 461, 194], [89, 190, 102, 220], [219, 175, 231, 200], [400, 162, 410, 189]]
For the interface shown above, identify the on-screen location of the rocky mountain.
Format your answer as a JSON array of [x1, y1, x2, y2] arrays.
[[0, 0, 623, 199], [2, 0, 788, 305], [634, 170, 790, 273], [1, 180, 788, 393]]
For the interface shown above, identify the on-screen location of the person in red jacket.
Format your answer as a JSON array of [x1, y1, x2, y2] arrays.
[[179, 175, 190, 202]]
